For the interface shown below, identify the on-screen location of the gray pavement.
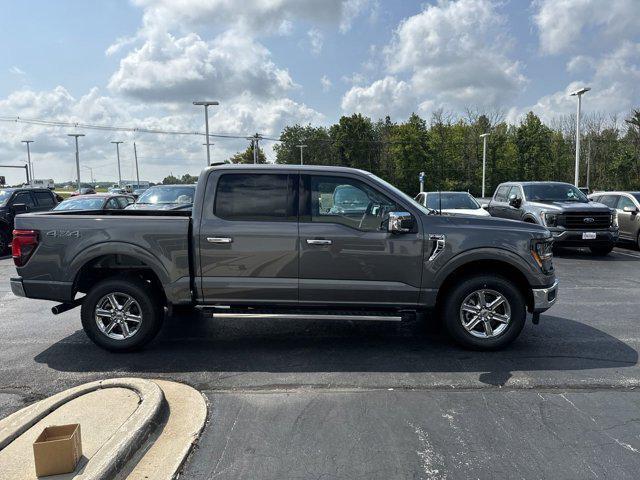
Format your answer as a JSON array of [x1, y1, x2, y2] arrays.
[[1, 246, 640, 478]]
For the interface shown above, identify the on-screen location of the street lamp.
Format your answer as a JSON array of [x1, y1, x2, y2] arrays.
[[570, 87, 591, 187], [21, 140, 34, 184], [193, 101, 219, 166], [67, 134, 85, 192], [479, 133, 490, 198], [296, 144, 307, 165], [111, 141, 123, 187]]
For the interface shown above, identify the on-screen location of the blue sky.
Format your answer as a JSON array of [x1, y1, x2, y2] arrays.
[[1, 0, 638, 184]]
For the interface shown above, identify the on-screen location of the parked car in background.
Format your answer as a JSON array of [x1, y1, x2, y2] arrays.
[[126, 184, 195, 210], [54, 193, 134, 212], [70, 187, 96, 197], [589, 191, 640, 249], [414, 191, 490, 217], [488, 181, 618, 255], [108, 187, 127, 194], [0, 187, 57, 253], [11, 165, 557, 352]]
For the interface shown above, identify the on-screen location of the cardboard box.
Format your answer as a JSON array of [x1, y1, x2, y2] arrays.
[[33, 424, 82, 477]]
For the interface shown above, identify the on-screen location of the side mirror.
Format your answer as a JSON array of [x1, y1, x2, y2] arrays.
[[481, 203, 489, 210], [12, 203, 29, 214], [508, 195, 521, 208], [623, 206, 639, 213], [387, 211, 414, 233]]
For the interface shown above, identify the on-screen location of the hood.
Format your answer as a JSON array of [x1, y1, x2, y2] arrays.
[[435, 213, 550, 237], [441, 208, 490, 217], [527, 200, 611, 212]]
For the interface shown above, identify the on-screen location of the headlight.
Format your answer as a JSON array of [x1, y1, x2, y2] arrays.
[[611, 210, 618, 228], [531, 238, 554, 274], [540, 212, 557, 227]]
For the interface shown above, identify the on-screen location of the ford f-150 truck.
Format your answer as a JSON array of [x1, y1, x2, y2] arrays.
[[10, 165, 558, 351]]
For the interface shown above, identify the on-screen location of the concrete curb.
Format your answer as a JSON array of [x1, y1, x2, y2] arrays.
[[0, 377, 164, 480]]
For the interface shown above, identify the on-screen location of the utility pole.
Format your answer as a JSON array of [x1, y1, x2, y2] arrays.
[[133, 142, 140, 186], [296, 144, 307, 165], [67, 134, 85, 191], [250, 133, 262, 164], [82, 165, 94, 184], [111, 141, 123, 186], [479, 133, 490, 198], [21, 140, 34, 184], [570, 87, 591, 186], [193, 101, 219, 166]]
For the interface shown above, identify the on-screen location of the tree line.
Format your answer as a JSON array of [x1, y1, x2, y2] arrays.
[[257, 109, 640, 197]]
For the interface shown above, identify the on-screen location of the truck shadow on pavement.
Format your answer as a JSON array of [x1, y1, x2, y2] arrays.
[[34, 314, 637, 388]]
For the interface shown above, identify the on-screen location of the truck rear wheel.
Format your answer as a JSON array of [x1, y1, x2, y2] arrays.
[[81, 277, 163, 352], [442, 275, 526, 350]]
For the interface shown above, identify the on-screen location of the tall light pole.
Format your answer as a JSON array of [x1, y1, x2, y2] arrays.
[[193, 101, 219, 166], [67, 134, 85, 191], [21, 140, 34, 184], [570, 87, 591, 186], [111, 141, 123, 186], [133, 142, 140, 187], [479, 133, 490, 198], [296, 144, 307, 165]]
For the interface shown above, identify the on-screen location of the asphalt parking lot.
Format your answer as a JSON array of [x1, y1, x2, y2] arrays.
[[1, 247, 640, 479]]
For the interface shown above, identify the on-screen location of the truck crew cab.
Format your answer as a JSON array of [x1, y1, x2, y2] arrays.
[[488, 181, 618, 255], [10, 165, 558, 351]]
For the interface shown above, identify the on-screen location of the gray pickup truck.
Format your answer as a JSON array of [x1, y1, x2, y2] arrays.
[[10, 165, 558, 351], [488, 181, 618, 255]]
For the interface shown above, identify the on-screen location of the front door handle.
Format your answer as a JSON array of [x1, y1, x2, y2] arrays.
[[306, 239, 332, 245], [207, 237, 233, 244]]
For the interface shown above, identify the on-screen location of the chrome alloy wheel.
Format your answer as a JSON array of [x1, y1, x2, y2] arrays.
[[459, 289, 511, 339], [95, 292, 143, 340]]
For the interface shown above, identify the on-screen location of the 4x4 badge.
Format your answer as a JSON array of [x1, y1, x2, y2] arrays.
[[46, 230, 80, 238]]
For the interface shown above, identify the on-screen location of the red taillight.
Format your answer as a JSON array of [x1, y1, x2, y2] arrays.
[[12, 229, 39, 267]]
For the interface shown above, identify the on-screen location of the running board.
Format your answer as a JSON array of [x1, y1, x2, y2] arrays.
[[201, 308, 403, 322]]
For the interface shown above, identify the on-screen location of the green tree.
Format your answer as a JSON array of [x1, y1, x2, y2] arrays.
[[229, 144, 266, 164]]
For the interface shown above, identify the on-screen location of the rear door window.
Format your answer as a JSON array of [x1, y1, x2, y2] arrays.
[[11, 192, 35, 207], [617, 196, 636, 210], [34, 191, 55, 207], [214, 173, 297, 221]]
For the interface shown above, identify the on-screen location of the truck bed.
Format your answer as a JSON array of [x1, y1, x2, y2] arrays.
[[13, 211, 192, 304]]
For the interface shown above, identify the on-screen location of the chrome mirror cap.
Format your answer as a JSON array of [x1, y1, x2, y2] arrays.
[[388, 211, 413, 233]]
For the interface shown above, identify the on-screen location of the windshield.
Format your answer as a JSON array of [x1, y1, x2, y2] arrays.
[[137, 186, 195, 205], [426, 193, 479, 210], [523, 183, 588, 203], [54, 197, 105, 210], [0, 190, 13, 207]]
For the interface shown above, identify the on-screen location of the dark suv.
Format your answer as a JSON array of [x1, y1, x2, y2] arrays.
[[488, 181, 618, 255], [0, 188, 58, 253]]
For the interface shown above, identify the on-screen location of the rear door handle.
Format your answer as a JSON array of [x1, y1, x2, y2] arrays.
[[306, 239, 332, 245], [207, 237, 233, 244]]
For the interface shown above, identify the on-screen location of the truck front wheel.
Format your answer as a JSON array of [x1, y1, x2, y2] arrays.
[[442, 275, 526, 350], [80, 277, 163, 352]]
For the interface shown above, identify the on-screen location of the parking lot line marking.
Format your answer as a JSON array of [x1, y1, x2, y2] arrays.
[[612, 250, 640, 259]]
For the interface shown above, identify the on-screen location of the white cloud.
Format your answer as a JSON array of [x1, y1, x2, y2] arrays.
[[108, 30, 296, 103], [320, 75, 332, 92], [341, 76, 415, 119], [308, 28, 324, 55], [341, 0, 526, 119], [534, 0, 640, 55]]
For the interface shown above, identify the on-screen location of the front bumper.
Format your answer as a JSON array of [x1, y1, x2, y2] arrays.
[[548, 228, 618, 246], [531, 280, 558, 312]]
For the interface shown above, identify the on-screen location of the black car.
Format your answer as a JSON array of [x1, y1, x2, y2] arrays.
[[488, 181, 618, 255], [0, 188, 58, 253]]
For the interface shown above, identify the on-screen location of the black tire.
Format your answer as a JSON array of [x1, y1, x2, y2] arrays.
[[81, 276, 163, 352], [589, 244, 614, 256], [0, 228, 10, 255], [441, 274, 526, 350], [636, 233, 640, 251]]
